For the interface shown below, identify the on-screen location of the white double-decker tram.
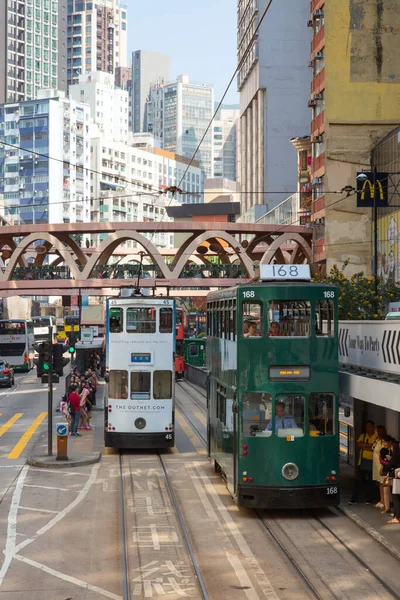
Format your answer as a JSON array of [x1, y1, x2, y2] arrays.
[[105, 295, 176, 449]]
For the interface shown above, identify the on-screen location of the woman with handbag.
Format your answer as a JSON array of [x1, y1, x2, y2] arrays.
[[382, 446, 400, 524]]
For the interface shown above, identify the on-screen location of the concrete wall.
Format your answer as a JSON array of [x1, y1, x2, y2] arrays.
[[324, 0, 400, 275], [3, 297, 33, 320]]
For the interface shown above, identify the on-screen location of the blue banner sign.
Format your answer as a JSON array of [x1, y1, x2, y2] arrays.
[[131, 353, 151, 363]]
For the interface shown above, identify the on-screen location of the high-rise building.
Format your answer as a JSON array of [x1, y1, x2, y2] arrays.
[[0, 0, 67, 104], [69, 71, 129, 140], [213, 108, 240, 181], [147, 75, 214, 179], [131, 50, 170, 134], [237, 0, 311, 216], [308, 0, 400, 273], [66, 0, 128, 88], [0, 90, 91, 225]]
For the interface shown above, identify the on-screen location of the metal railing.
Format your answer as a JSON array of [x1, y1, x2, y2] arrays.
[[184, 364, 207, 389]]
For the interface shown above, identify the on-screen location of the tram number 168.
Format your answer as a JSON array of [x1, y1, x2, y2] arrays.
[[326, 486, 338, 495]]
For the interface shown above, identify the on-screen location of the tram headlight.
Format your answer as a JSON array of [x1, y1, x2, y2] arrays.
[[135, 418, 146, 430], [282, 463, 299, 481]]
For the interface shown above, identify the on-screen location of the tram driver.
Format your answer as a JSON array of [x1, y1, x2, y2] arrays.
[[265, 401, 298, 432]]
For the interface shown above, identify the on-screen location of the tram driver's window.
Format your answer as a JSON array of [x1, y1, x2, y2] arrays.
[[109, 308, 123, 333], [315, 300, 334, 336], [309, 393, 335, 436], [153, 370, 172, 399], [272, 395, 305, 437], [242, 302, 262, 337], [242, 392, 272, 436], [268, 301, 311, 337], [130, 371, 151, 400], [189, 344, 199, 357], [159, 308, 173, 333], [126, 307, 156, 334], [109, 370, 128, 399]]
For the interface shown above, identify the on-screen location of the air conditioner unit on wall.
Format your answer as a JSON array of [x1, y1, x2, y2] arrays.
[[314, 9, 323, 17], [308, 99, 317, 107], [313, 93, 323, 100], [312, 177, 323, 185], [314, 51, 324, 59], [313, 136, 323, 143]]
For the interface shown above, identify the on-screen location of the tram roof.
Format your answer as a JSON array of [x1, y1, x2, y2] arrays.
[[206, 280, 337, 302]]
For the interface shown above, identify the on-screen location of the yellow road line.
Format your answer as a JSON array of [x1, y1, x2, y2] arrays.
[[0, 413, 23, 438], [193, 409, 207, 426], [176, 409, 206, 455], [8, 412, 47, 459]]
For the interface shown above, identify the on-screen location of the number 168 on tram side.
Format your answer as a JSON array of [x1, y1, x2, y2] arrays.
[[206, 264, 340, 509]]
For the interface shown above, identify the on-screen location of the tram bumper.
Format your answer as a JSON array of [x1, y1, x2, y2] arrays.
[[105, 432, 174, 450], [238, 484, 340, 509]]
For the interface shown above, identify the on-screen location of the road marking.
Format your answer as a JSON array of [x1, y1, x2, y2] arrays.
[[19, 506, 59, 514], [0, 413, 23, 438], [32, 468, 89, 476], [193, 408, 207, 426], [14, 555, 123, 600], [176, 410, 206, 455], [226, 552, 261, 600], [23, 484, 69, 492], [7, 412, 47, 459]]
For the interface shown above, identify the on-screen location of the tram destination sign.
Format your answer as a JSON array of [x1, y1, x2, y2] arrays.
[[131, 352, 152, 363], [269, 366, 311, 381]]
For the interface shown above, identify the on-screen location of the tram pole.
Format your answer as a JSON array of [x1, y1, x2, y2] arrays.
[[47, 330, 53, 457]]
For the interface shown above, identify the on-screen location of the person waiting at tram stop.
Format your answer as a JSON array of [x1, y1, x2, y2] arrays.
[[265, 401, 298, 432], [382, 446, 400, 524], [348, 420, 377, 505], [244, 321, 260, 337]]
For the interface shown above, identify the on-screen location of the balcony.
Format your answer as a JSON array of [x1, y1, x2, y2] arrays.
[[311, 152, 325, 177], [311, 0, 325, 12], [311, 67, 325, 95], [311, 25, 325, 54], [311, 110, 325, 136]]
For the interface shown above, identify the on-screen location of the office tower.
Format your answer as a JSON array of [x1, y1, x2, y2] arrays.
[[213, 108, 240, 181], [147, 75, 214, 179], [131, 50, 170, 133]]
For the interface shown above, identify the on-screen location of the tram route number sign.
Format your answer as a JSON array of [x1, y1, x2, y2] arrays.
[[260, 264, 311, 281], [269, 366, 310, 381], [131, 353, 152, 363]]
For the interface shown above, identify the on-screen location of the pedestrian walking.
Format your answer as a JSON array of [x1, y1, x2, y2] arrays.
[[372, 425, 387, 509], [68, 385, 82, 437], [348, 420, 377, 505], [382, 448, 400, 524]]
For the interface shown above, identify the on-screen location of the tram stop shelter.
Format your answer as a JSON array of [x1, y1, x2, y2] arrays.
[[74, 337, 105, 375]]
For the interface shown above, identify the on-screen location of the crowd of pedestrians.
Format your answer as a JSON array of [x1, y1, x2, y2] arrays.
[[349, 420, 400, 524], [62, 366, 98, 437]]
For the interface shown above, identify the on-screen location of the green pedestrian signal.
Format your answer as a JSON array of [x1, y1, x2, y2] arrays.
[[43, 362, 50, 371], [37, 340, 53, 377]]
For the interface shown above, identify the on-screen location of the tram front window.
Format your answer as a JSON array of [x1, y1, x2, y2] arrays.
[[268, 301, 311, 337], [160, 308, 173, 333], [109, 308, 123, 333], [127, 308, 156, 334], [315, 300, 334, 336], [242, 302, 262, 337], [242, 392, 272, 436], [153, 370, 172, 399], [131, 371, 151, 400], [109, 370, 128, 399], [270, 395, 305, 437], [309, 393, 335, 436]]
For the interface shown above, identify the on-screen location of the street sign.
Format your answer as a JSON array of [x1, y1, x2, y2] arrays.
[[41, 374, 60, 384], [56, 423, 68, 436], [81, 328, 94, 342]]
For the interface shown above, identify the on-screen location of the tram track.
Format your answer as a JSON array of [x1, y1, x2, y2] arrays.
[[177, 379, 207, 413]]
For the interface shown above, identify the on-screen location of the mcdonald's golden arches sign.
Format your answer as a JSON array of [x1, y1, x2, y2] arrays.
[[356, 172, 388, 207]]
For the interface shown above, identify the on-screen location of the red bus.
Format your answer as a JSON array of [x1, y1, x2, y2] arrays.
[[175, 307, 184, 380]]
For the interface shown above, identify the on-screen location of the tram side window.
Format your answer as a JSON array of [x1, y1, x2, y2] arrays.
[[109, 308, 123, 333], [242, 302, 262, 337], [109, 370, 128, 399], [154, 370, 172, 399], [189, 344, 199, 357], [130, 371, 151, 400], [272, 395, 305, 437], [242, 392, 272, 436], [216, 383, 226, 424], [309, 393, 335, 436], [159, 308, 173, 333], [315, 300, 334, 336], [268, 301, 311, 337], [126, 308, 156, 334]]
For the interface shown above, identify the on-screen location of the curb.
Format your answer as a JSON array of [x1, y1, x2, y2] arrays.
[[27, 451, 101, 469], [339, 504, 400, 561]]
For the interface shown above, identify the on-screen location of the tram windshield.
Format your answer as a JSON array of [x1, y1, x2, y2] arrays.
[[109, 370, 128, 399], [268, 300, 311, 337], [273, 395, 305, 437], [242, 392, 272, 435], [309, 393, 335, 435], [109, 308, 123, 333], [127, 308, 156, 334], [241, 393, 305, 437]]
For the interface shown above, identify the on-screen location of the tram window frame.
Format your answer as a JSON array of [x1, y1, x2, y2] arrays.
[[216, 383, 227, 425], [273, 394, 305, 437], [242, 301, 262, 337], [189, 343, 199, 357], [159, 307, 173, 333], [315, 300, 334, 337], [126, 307, 156, 334], [308, 393, 335, 436], [267, 300, 311, 338], [109, 308, 123, 333], [130, 371, 151, 400], [241, 392, 272, 436], [153, 370, 172, 399], [108, 369, 128, 399]]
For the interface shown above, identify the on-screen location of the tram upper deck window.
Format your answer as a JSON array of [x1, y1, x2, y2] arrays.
[[126, 307, 156, 334], [268, 301, 311, 337], [109, 370, 128, 399], [242, 392, 272, 436], [153, 370, 172, 399], [159, 308, 173, 333], [131, 371, 151, 400], [270, 395, 305, 437], [242, 302, 262, 337], [309, 393, 335, 436], [315, 300, 334, 336], [109, 309, 123, 333]]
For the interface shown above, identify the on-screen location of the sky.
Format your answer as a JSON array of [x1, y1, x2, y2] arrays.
[[126, 0, 239, 105]]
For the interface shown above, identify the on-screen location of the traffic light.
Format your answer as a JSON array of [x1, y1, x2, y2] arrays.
[[52, 343, 70, 376], [68, 333, 77, 354], [37, 341, 52, 377]]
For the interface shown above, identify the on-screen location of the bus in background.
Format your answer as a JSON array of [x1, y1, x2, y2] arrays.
[[32, 316, 56, 344], [105, 296, 176, 449], [64, 315, 80, 335], [175, 307, 184, 380], [0, 319, 34, 371], [186, 312, 206, 337]]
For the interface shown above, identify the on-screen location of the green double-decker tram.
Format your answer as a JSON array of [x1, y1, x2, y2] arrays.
[[206, 265, 339, 509]]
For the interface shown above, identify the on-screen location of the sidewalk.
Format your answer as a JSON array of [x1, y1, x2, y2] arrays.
[[339, 459, 400, 560]]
